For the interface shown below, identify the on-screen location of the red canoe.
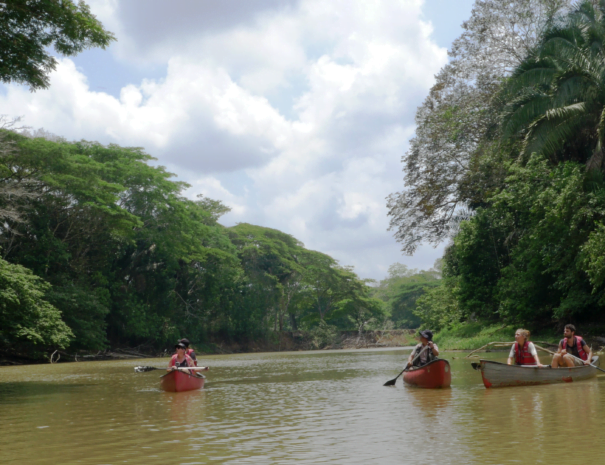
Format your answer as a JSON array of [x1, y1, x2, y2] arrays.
[[160, 370, 205, 392], [403, 359, 451, 388]]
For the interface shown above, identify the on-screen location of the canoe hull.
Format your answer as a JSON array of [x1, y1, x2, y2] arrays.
[[403, 359, 451, 388], [479, 357, 600, 388], [160, 370, 205, 392]]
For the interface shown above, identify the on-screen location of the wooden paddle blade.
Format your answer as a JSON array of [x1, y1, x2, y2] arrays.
[[471, 362, 481, 371], [383, 378, 398, 386]]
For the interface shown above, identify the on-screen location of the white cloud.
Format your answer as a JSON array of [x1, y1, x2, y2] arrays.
[[0, 0, 448, 278], [185, 177, 247, 218]]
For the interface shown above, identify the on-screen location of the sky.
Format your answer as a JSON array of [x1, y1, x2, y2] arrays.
[[0, 0, 476, 280]]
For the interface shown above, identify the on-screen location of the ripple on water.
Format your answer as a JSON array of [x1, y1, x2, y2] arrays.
[[1, 351, 605, 464]]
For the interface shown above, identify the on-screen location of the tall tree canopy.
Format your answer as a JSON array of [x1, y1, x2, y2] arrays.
[[403, 1, 605, 332], [387, 0, 572, 254], [0, 0, 115, 90], [501, 0, 605, 169], [0, 129, 383, 357]]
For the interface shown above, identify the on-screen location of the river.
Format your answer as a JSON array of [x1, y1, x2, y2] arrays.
[[1, 348, 604, 464]]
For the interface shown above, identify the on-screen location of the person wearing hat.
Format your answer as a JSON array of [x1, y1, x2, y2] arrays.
[[179, 338, 198, 366], [167, 342, 195, 374], [406, 330, 439, 369]]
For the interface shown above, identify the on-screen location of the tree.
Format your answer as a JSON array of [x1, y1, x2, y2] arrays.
[[387, 0, 572, 254], [372, 262, 441, 328], [0, 255, 72, 350], [0, 0, 115, 90], [0, 118, 37, 224], [501, 0, 605, 169]]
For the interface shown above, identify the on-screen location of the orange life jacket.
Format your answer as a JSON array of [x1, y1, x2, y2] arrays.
[[514, 341, 535, 365], [560, 336, 588, 361], [185, 348, 198, 366]]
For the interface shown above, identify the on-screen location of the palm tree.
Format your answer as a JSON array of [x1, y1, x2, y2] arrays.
[[501, 0, 605, 169]]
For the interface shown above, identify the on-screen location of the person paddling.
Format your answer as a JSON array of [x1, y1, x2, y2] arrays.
[[507, 329, 543, 367], [406, 330, 439, 370], [179, 338, 198, 366], [168, 342, 196, 374], [551, 324, 593, 368]]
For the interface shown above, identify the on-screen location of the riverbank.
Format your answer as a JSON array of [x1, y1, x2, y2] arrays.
[[0, 330, 418, 366], [433, 322, 605, 352], [5, 323, 605, 366]]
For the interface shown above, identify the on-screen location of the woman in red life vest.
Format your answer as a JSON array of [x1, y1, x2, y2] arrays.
[[167, 342, 195, 374], [551, 324, 593, 368], [507, 329, 543, 366], [179, 338, 198, 366]]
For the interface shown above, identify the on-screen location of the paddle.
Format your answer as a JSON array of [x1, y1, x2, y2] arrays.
[[384, 345, 429, 386], [134, 366, 209, 373]]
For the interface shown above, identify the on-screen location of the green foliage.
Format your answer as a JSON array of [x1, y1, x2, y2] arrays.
[[434, 323, 515, 350], [47, 284, 109, 350], [413, 281, 461, 331], [308, 320, 339, 349], [501, 1, 605, 168], [434, 322, 559, 350], [0, 131, 379, 355], [0, 0, 115, 90], [372, 263, 441, 329], [0, 256, 72, 349]]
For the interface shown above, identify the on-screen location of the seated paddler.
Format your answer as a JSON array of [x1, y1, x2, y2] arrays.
[[406, 329, 439, 370], [168, 341, 196, 374], [179, 338, 198, 366], [551, 324, 593, 368], [507, 329, 543, 367]]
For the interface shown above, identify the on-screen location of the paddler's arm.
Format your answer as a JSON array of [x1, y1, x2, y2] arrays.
[[530, 343, 543, 367], [583, 343, 593, 365], [552, 343, 564, 363], [428, 341, 439, 357], [406, 350, 415, 368]]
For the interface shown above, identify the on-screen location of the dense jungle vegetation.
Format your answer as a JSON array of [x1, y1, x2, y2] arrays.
[[389, 0, 605, 334], [1, 128, 424, 356]]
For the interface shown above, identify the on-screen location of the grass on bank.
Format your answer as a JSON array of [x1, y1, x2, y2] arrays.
[[433, 322, 559, 350]]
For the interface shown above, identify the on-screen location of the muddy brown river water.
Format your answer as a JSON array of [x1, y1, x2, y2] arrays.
[[1, 348, 604, 464]]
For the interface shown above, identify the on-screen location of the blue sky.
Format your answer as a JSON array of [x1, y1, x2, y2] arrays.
[[1, 0, 476, 280]]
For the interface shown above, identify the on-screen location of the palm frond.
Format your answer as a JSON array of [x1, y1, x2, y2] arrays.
[[504, 68, 558, 96], [545, 102, 587, 120], [523, 111, 589, 160], [502, 94, 553, 139]]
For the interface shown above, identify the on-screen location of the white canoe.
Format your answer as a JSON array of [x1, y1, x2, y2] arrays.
[[477, 357, 600, 388]]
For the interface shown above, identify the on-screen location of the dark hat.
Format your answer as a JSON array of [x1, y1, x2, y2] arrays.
[[175, 342, 187, 350], [419, 330, 433, 341], [179, 338, 190, 347]]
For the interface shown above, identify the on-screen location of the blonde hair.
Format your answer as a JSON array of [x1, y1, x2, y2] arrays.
[[515, 329, 530, 341]]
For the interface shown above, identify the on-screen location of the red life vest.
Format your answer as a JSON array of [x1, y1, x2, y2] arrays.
[[514, 341, 535, 365], [186, 348, 198, 366], [560, 336, 588, 361], [170, 353, 194, 367]]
